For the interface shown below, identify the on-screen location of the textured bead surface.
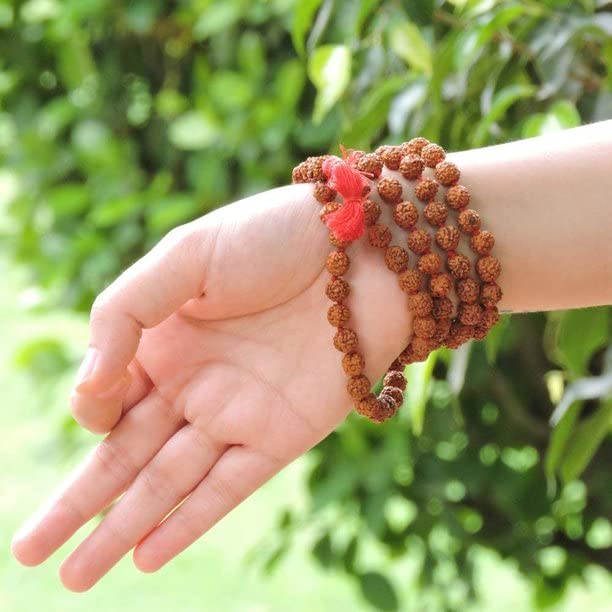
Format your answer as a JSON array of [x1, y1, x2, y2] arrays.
[[471, 231, 495, 255], [342, 351, 365, 376], [402, 137, 430, 156], [429, 273, 453, 297], [385, 245, 410, 273], [408, 291, 433, 316], [399, 154, 424, 180], [411, 336, 435, 360], [326, 277, 350, 302], [476, 256, 501, 282], [381, 386, 403, 405], [333, 328, 359, 352], [445, 322, 475, 349], [413, 316, 437, 339], [314, 182, 337, 204], [456, 277, 480, 304], [448, 253, 471, 279], [407, 228, 432, 254], [435, 225, 460, 251], [458, 209, 481, 234], [432, 296, 454, 319], [326, 250, 350, 276], [356, 394, 380, 419], [368, 224, 393, 248], [414, 177, 439, 202], [327, 303, 350, 327], [379, 146, 403, 170], [393, 201, 419, 230], [458, 302, 483, 326], [320, 201, 341, 222], [481, 306, 500, 329], [418, 252, 442, 275], [423, 201, 448, 227], [356, 153, 383, 177], [480, 282, 503, 309], [421, 143, 446, 167], [363, 199, 381, 226], [378, 177, 404, 204], [383, 370, 407, 390], [347, 374, 371, 400], [399, 269, 424, 293], [445, 184, 471, 210], [329, 232, 349, 249], [303, 156, 327, 182], [433, 317, 452, 342], [435, 161, 460, 186]]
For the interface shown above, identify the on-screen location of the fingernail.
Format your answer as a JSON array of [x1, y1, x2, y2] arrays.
[[74, 348, 99, 391]]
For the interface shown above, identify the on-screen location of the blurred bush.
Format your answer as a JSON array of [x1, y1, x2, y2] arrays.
[[1, 0, 611, 609]]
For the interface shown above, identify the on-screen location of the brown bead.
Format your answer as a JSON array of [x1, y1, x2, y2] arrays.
[[470, 231, 495, 255], [399, 154, 424, 180], [444, 322, 475, 349], [414, 177, 439, 202], [401, 137, 430, 156], [433, 317, 452, 343], [432, 296, 454, 319], [418, 252, 442, 275], [326, 277, 350, 302], [476, 256, 501, 282], [383, 370, 407, 390], [320, 201, 341, 222], [381, 386, 403, 405], [329, 232, 349, 249], [408, 291, 433, 316], [327, 303, 350, 327], [480, 282, 503, 309], [363, 199, 381, 226], [435, 161, 460, 186], [356, 153, 383, 177], [377, 177, 404, 204], [397, 345, 416, 366], [385, 245, 410, 273], [347, 374, 371, 400], [429, 273, 453, 297], [389, 359, 403, 371], [413, 315, 437, 339], [399, 269, 424, 293], [458, 302, 483, 326], [393, 201, 419, 230], [456, 277, 480, 304], [457, 209, 481, 234], [481, 306, 500, 329], [356, 393, 381, 420], [368, 224, 392, 249], [376, 395, 399, 420], [333, 328, 359, 352], [407, 228, 432, 254], [423, 201, 448, 227], [314, 182, 337, 204], [473, 326, 488, 341], [448, 253, 471, 279], [378, 145, 403, 170], [435, 225, 460, 251], [326, 250, 350, 276], [421, 143, 446, 167], [292, 163, 307, 184], [411, 336, 435, 360], [303, 156, 327, 182], [342, 351, 365, 376], [445, 184, 471, 210]]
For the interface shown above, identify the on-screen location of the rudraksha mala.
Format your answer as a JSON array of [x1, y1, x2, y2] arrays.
[[292, 139, 502, 423]]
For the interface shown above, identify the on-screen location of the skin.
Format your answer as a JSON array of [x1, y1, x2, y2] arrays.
[[11, 121, 612, 591]]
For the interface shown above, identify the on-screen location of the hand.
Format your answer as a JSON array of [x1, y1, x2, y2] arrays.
[[11, 183, 413, 591]]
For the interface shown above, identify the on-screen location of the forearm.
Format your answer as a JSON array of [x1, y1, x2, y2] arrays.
[[450, 121, 612, 313]]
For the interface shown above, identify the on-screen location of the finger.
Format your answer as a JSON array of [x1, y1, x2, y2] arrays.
[[74, 221, 218, 397], [59, 425, 226, 592], [123, 359, 154, 414], [11, 391, 183, 567], [133, 445, 283, 572]]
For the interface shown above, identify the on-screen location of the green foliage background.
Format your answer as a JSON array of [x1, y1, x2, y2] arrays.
[[1, 0, 611, 610]]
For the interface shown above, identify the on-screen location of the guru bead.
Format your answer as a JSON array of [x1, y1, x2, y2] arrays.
[[399, 269, 424, 293], [429, 273, 453, 297], [347, 374, 372, 400], [327, 303, 350, 327], [476, 256, 501, 282], [377, 177, 404, 204], [407, 228, 432, 254], [314, 182, 337, 204], [333, 328, 359, 352], [385, 245, 410, 273], [399, 154, 424, 180], [383, 370, 407, 390], [356, 153, 383, 177], [421, 143, 446, 168], [435, 225, 460, 251], [326, 277, 350, 302], [423, 201, 448, 227], [480, 282, 503, 309], [393, 201, 419, 230], [418, 252, 442, 275], [456, 277, 480, 304], [435, 161, 460, 186], [408, 291, 433, 316], [368, 224, 392, 248], [326, 250, 350, 276], [363, 199, 381, 226], [447, 252, 471, 279], [402, 137, 430, 156], [470, 230, 495, 255], [414, 177, 439, 202], [378, 145, 403, 170], [445, 184, 471, 210], [458, 208, 481, 234], [342, 351, 365, 376]]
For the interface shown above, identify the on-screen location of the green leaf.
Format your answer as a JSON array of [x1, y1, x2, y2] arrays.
[[557, 307, 610, 376], [389, 21, 432, 75], [404, 351, 438, 435], [560, 399, 612, 483], [291, 0, 323, 56], [312, 533, 334, 567], [14, 337, 71, 379], [168, 111, 219, 151], [485, 313, 511, 365], [47, 183, 89, 217], [546, 400, 582, 483], [358, 572, 400, 611], [308, 45, 351, 124]]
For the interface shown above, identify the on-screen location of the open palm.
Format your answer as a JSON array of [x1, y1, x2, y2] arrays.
[[11, 183, 413, 591]]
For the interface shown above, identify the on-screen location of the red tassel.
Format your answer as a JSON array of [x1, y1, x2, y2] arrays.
[[323, 155, 369, 242]]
